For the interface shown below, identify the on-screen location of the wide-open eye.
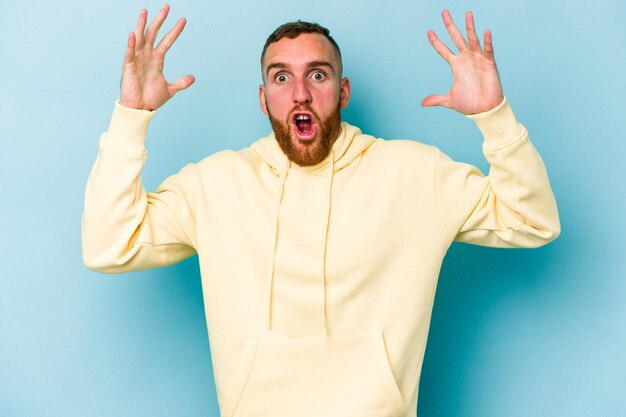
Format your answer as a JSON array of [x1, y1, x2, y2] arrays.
[[275, 73, 288, 83], [311, 71, 326, 81]]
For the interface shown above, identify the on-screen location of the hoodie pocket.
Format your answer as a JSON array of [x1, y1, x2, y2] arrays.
[[220, 330, 404, 417]]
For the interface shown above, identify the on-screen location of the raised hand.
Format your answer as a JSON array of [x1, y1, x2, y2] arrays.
[[120, 5, 195, 111], [421, 10, 504, 115]]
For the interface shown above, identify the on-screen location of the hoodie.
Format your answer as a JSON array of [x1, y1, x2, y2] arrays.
[[82, 97, 560, 417]]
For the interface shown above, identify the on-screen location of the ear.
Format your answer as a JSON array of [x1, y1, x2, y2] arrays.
[[259, 84, 268, 115], [339, 77, 351, 110]]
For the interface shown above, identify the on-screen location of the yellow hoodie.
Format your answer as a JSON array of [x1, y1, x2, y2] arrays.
[[82, 97, 560, 417]]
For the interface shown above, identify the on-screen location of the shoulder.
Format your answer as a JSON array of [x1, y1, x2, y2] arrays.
[[158, 148, 260, 196], [366, 138, 438, 168], [191, 147, 261, 174]]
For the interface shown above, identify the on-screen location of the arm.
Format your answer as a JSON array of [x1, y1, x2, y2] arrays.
[[436, 99, 560, 247], [424, 10, 560, 247], [82, 5, 197, 272]]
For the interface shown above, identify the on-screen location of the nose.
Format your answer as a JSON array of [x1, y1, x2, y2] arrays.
[[293, 77, 312, 105]]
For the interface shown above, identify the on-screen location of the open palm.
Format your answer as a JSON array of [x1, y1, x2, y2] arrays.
[[422, 10, 504, 115], [120, 5, 195, 111]]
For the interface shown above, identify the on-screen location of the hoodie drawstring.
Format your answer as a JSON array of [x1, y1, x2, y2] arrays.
[[265, 156, 335, 339], [252, 124, 375, 340], [320, 153, 335, 338], [267, 160, 290, 332]]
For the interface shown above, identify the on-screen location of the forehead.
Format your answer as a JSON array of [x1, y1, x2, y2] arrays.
[[262, 33, 339, 72]]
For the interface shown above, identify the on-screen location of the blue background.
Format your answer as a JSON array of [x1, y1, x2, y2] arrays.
[[1, 0, 624, 416]]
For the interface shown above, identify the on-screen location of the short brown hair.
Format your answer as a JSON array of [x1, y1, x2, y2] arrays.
[[261, 21, 343, 75]]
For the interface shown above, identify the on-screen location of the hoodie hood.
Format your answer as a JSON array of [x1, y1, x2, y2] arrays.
[[250, 122, 376, 174], [249, 122, 376, 338]]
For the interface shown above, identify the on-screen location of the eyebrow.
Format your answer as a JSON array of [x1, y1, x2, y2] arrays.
[[265, 63, 287, 78], [265, 61, 336, 78]]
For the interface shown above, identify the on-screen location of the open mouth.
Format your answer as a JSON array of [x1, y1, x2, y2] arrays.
[[292, 112, 317, 140]]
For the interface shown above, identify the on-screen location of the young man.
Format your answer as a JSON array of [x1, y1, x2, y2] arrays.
[[82, 5, 560, 416]]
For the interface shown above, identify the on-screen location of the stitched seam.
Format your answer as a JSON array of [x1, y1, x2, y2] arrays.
[[434, 148, 449, 253], [99, 140, 147, 156]]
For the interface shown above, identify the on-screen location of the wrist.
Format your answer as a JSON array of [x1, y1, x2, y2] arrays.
[[467, 95, 505, 116], [119, 98, 145, 111], [100, 101, 156, 154]]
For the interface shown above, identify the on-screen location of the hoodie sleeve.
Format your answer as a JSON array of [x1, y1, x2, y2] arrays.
[[435, 98, 560, 248], [81, 102, 197, 273]]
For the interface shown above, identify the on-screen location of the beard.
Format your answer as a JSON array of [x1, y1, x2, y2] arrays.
[[268, 102, 342, 167]]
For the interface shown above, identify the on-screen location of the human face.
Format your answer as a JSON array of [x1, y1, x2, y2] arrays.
[[259, 33, 351, 166]]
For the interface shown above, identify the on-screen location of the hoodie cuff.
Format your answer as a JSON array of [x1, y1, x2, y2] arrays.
[[100, 101, 156, 154], [466, 97, 527, 150]]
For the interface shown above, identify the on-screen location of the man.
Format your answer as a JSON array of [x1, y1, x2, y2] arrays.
[[82, 5, 560, 416]]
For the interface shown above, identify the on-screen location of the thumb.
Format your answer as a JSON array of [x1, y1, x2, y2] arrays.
[[169, 75, 196, 95], [421, 94, 450, 108]]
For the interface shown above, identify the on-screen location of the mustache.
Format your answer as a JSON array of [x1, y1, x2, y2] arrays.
[[286, 106, 319, 123]]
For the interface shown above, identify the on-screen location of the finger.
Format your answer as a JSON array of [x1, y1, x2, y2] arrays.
[[483, 29, 495, 60], [421, 94, 451, 108], [145, 4, 171, 48], [465, 11, 482, 53], [441, 9, 468, 52], [156, 17, 186, 55], [168, 75, 196, 95], [124, 32, 136, 64], [134, 9, 147, 48], [427, 30, 454, 62]]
